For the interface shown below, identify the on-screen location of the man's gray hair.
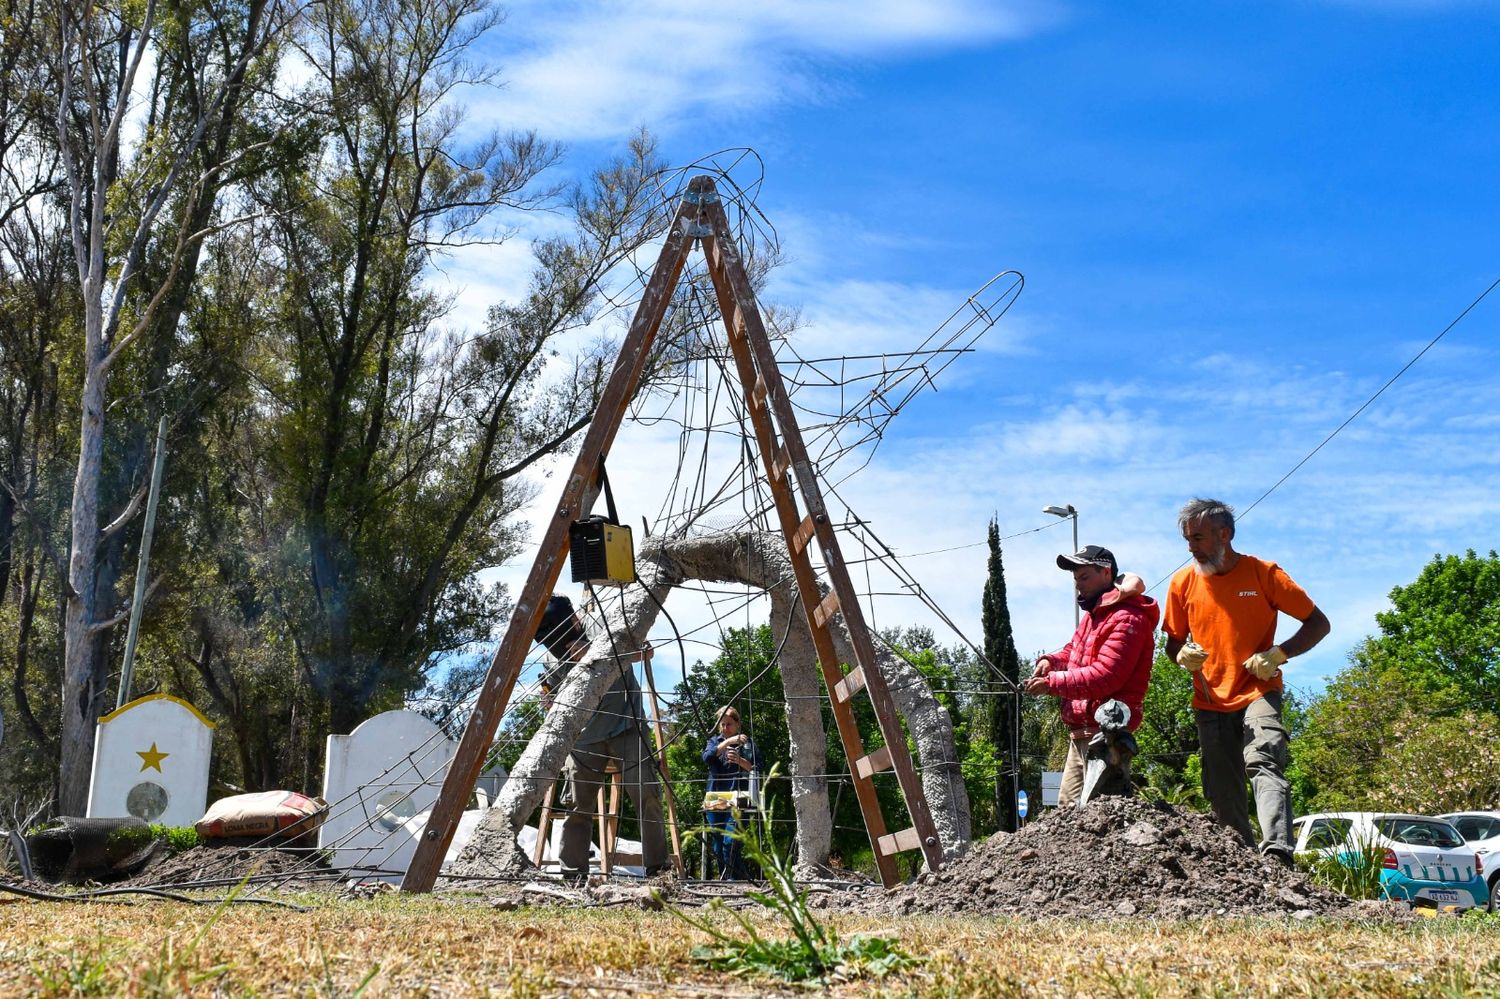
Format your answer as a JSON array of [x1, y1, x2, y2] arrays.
[[1178, 497, 1235, 538]]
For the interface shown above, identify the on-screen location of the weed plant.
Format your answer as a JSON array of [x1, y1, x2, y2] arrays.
[[1297, 840, 1387, 900], [661, 767, 920, 984]]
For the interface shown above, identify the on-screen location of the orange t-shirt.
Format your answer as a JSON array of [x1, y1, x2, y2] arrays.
[[1163, 554, 1317, 712]]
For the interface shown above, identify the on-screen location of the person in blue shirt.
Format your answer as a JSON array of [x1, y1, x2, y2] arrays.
[[701, 705, 761, 879]]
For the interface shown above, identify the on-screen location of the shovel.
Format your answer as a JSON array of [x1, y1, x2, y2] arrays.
[[1077, 700, 1138, 807]]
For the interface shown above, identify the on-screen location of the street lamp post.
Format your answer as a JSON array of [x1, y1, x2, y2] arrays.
[[1043, 504, 1079, 625]]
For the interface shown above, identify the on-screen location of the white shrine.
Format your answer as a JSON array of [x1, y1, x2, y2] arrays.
[[87, 693, 215, 827], [320, 710, 460, 879]]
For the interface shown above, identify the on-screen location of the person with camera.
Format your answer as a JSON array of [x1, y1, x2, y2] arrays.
[[701, 705, 761, 879]]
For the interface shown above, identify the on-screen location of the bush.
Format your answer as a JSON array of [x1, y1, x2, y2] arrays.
[[150, 825, 202, 854], [1298, 843, 1386, 901]]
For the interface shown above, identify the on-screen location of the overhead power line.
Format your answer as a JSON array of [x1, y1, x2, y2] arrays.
[[1149, 275, 1500, 593]]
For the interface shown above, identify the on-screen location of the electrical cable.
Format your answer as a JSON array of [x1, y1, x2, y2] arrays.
[[1147, 275, 1500, 593]]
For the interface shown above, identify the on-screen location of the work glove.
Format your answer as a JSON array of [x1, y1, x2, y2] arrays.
[[1175, 641, 1208, 672], [1243, 645, 1288, 681]]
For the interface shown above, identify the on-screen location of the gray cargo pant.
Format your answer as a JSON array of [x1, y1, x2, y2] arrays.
[[1196, 690, 1292, 855], [559, 731, 668, 875]]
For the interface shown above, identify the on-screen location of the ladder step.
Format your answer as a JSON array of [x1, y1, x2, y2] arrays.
[[832, 667, 867, 703], [790, 516, 816, 555], [811, 589, 840, 628], [877, 827, 923, 856], [854, 745, 893, 780], [770, 445, 791, 482], [752, 374, 769, 409]]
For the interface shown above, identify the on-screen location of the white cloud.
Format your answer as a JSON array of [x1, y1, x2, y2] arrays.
[[468, 0, 1061, 141], [468, 225, 1499, 703]]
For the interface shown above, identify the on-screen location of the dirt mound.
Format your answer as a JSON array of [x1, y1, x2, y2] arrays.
[[885, 796, 1352, 919], [123, 844, 330, 889]]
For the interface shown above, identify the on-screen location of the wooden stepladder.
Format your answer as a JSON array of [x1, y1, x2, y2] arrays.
[[402, 176, 942, 892]]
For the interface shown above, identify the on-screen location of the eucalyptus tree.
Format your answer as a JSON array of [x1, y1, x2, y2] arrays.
[[48, 0, 291, 811], [225, 0, 677, 751]]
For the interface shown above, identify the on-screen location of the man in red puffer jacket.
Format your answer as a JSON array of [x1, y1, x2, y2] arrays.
[[1023, 545, 1160, 807]]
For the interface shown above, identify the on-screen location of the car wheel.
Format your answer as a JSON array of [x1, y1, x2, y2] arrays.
[[1489, 876, 1499, 913]]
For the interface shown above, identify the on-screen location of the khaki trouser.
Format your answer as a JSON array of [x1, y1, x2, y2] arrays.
[[1058, 731, 1129, 807], [559, 732, 668, 874], [1196, 690, 1292, 855]]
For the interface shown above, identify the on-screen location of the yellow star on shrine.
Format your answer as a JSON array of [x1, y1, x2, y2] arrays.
[[137, 742, 169, 773]]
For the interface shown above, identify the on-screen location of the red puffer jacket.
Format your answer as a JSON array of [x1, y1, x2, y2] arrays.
[[1040, 588, 1160, 733]]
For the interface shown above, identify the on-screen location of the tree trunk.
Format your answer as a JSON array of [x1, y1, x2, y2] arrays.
[[451, 529, 968, 875], [449, 560, 674, 876], [769, 581, 835, 873], [59, 361, 108, 814]]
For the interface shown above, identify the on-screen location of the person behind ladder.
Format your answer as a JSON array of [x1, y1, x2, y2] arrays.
[[534, 594, 669, 880]]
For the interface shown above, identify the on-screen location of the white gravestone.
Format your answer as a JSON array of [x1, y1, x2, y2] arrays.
[[87, 694, 215, 827], [320, 710, 458, 879]]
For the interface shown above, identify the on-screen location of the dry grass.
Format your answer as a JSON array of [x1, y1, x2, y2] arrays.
[[1, 892, 1499, 996]]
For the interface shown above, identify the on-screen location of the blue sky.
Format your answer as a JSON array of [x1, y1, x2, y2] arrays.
[[448, 0, 1500, 700]]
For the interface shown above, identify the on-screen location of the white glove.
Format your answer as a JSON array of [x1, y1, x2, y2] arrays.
[[1175, 641, 1208, 672], [1243, 646, 1288, 681]]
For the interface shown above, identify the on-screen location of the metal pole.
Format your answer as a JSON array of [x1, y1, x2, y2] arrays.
[[117, 415, 169, 709], [1071, 508, 1080, 626], [1011, 674, 1022, 831]]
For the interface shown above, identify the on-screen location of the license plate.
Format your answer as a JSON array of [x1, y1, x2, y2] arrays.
[[1425, 889, 1459, 903]]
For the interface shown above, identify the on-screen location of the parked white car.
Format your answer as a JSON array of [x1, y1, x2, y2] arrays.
[[1438, 811, 1500, 912], [1292, 811, 1489, 911]]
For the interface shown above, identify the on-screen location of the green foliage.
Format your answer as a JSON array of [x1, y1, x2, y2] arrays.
[[980, 518, 1023, 831], [1293, 552, 1500, 814], [663, 780, 921, 984], [666, 625, 793, 864], [901, 644, 991, 827], [149, 825, 202, 854], [1367, 709, 1500, 813], [30, 935, 115, 997], [1298, 843, 1387, 901], [1295, 647, 1478, 811], [488, 696, 547, 773], [1133, 640, 1202, 806], [1369, 550, 1500, 703]]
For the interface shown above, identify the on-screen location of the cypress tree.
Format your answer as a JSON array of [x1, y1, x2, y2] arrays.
[[981, 517, 1023, 830]]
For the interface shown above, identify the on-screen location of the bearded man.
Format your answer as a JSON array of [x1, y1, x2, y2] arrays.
[[1163, 497, 1329, 865]]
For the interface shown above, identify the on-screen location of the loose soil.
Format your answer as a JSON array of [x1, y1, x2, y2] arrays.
[[882, 795, 1358, 919], [121, 842, 332, 889], [73, 796, 1404, 923]]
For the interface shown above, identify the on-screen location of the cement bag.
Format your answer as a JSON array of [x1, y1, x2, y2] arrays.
[[195, 790, 328, 840]]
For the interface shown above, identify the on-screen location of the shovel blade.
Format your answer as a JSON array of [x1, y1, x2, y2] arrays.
[[1077, 757, 1107, 808]]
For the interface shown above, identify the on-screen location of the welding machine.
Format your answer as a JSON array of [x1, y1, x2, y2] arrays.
[[569, 515, 635, 585], [568, 462, 636, 586]]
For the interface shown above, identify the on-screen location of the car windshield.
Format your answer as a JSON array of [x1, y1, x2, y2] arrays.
[[1376, 817, 1464, 848]]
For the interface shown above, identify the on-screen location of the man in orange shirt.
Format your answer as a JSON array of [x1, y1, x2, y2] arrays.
[[1163, 498, 1329, 865]]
